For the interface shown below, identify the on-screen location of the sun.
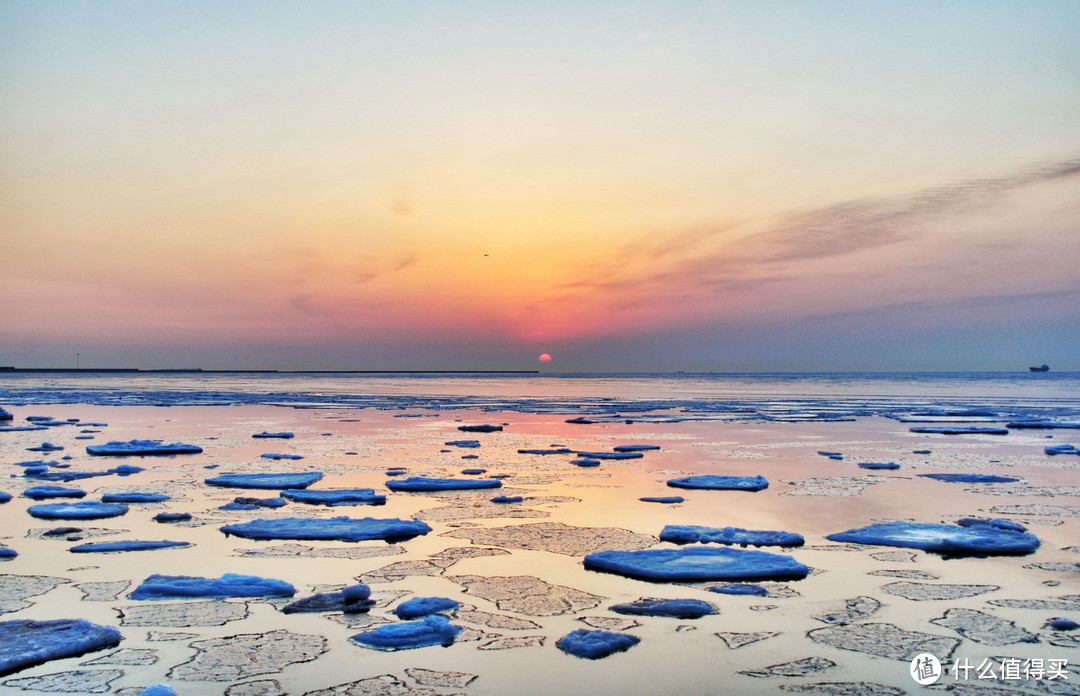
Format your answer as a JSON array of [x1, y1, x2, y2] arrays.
[[538, 353, 552, 363]]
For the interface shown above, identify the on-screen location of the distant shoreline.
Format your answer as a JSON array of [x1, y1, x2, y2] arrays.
[[0, 367, 540, 375]]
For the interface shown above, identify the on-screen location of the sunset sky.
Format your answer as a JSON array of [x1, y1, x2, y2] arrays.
[[2, 1, 1078, 371]]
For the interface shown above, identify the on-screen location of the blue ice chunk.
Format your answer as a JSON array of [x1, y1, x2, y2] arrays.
[[666, 475, 769, 492], [659, 525, 804, 547], [1007, 420, 1080, 429], [518, 448, 573, 455], [69, 540, 191, 553], [909, 427, 1009, 435], [205, 472, 323, 489], [1048, 618, 1080, 631], [0, 618, 123, 676], [461, 468, 487, 475], [0, 407, 10, 420], [23, 486, 86, 500], [556, 629, 640, 659], [445, 440, 481, 448], [918, 473, 1021, 484], [351, 615, 462, 651], [385, 477, 502, 492], [709, 584, 770, 596], [1045, 444, 1079, 455], [576, 451, 644, 460], [87, 440, 203, 455], [282, 585, 375, 614], [639, 496, 684, 504], [219, 502, 260, 511], [130, 573, 295, 600], [491, 495, 524, 504], [100, 492, 171, 503], [280, 489, 386, 506], [27, 442, 64, 452], [393, 597, 460, 619], [111, 464, 145, 476], [261, 453, 304, 460], [220, 516, 432, 542], [253, 431, 294, 438], [826, 521, 1040, 556], [609, 598, 716, 619], [0, 547, 15, 559], [0, 491, 11, 504], [139, 685, 178, 696], [27, 501, 129, 520], [153, 512, 192, 523], [572, 458, 601, 467], [584, 546, 809, 582], [859, 462, 900, 470], [818, 451, 843, 458], [956, 517, 1027, 532], [228, 496, 288, 508], [613, 445, 661, 452], [458, 424, 502, 432]]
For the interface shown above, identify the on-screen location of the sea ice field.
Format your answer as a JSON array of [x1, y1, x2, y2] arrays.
[[0, 371, 1078, 695]]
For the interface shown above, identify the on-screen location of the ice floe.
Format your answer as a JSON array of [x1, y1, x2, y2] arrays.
[[826, 520, 1040, 556], [221, 516, 432, 542], [458, 424, 502, 432], [918, 473, 1021, 483], [282, 584, 374, 614], [27, 501, 129, 520], [640, 496, 684, 504], [584, 546, 809, 582], [0, 618, 123, 676], [608, 597, 716, 619], [206, 472, 323, 489], [556, 629, 640, 659], [130, 573, 295, 600], [659, 525, 804, 547], [252, 431, 294, 438], [908, 426, 1009, 435], [101, 492, 171, 503], [23, 485, 86, 499], [393, 596, 460, 619], [351, 615, 462, 650], [69, 540, 191, 553], [385, 476, 502, 491], [87, 439, 203, 455], [279, 488, 386, 506], [666, 475, 769, 491], [451, 574, 603, 616]]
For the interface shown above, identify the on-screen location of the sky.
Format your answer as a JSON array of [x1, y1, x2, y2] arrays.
[[2, 1, 1078, 372]]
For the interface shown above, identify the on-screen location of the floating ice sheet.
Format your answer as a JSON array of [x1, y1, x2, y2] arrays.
[[660, 525, 804, 547], [667, 475, 769, 491], [221, 516, 432, 542], [826, 521, 1040, 556], [351, 615, 462, 651], [27, 501, 128, 520], [87, 439, 203, 455], [205, 472, 323, 489], [609, 597, 716, 619], [556, 629, 640, 659], [279, 488, 386, 506], [584, 546, 809, 582], [69, 540, 190, 553], [385, 477, 502, 491], [918, 473, 1021, 484], [130, 573, 295, 600], [0, 619, 123, 676]]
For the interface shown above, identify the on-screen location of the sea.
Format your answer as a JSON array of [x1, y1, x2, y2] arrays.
[[0, 370, 1077, 695]]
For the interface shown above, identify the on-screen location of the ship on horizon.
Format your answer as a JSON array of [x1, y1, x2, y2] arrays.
[[1029, 364, 1050, 372]]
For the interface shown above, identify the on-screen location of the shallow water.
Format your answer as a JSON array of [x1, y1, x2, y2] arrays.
[[1, 373, 1078, 695]]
